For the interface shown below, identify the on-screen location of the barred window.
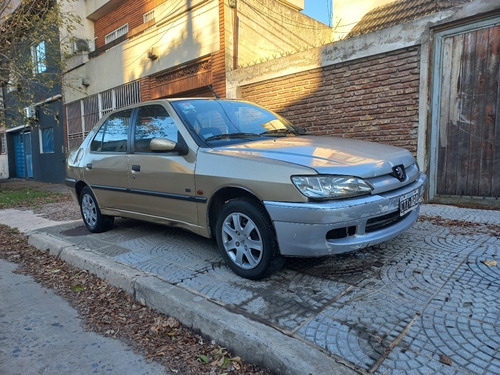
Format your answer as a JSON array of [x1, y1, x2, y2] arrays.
[[105, 24, 129, 44], [143, 10, 155, 23], [66, 81, 141, 149]]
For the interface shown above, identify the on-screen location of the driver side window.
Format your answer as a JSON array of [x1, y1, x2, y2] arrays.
[[134, 105, 177, 153]]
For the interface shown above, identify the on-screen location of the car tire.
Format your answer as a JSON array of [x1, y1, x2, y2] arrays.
[[79, 186, 114, 233], [216, 198, 285, 280]]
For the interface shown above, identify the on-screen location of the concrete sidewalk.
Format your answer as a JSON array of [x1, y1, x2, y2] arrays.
[[1, 205, 499, 375], [0, 259, 167, 375]]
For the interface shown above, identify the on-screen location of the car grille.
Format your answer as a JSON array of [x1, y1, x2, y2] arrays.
[[365, 211, 408, 233]]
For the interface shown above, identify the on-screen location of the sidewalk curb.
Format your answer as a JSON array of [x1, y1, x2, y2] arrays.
[[28, 232, 361, 375]]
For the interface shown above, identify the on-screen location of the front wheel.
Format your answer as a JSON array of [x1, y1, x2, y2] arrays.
[[79, 186, 114, 233], [215, 198, 284, 280]]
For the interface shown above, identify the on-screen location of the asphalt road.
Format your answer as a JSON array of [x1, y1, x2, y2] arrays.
[[0, 259, 168, 375]]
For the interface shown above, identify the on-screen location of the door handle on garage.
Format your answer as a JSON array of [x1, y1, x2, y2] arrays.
[[131, 165, 141, 172]]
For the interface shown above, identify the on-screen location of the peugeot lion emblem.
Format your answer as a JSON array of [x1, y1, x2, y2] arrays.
[[392, 165, 406, 182]]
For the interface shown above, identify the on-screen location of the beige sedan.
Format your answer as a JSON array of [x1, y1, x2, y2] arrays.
[[66, 99, 426, 279]]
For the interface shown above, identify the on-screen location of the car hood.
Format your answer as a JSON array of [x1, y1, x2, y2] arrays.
[[211, 136, 415, 178]]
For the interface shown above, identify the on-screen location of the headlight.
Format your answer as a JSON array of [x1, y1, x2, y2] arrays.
[[291, 175, 373, 200]]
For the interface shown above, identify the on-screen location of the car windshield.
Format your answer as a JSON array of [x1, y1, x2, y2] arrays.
[[171, 99, 303, 145]]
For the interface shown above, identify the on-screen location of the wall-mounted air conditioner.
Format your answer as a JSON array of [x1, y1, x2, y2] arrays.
[[24, 106, 37, 119], [6, 81, 18, 93], [73, 38, 90, 54]]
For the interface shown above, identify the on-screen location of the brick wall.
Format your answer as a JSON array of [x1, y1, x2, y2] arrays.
[[140, 75, 154, 101], [94, 0, 162, 49], [240, 46, 420, 152], [211, 0, 226, 98]]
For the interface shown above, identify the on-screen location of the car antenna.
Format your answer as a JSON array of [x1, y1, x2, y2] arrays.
[[196, 71, 221, 99], [208, 85, 221, 99]]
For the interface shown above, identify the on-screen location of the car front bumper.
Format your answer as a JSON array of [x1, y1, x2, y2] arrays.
[[264, 173, 427, 257]]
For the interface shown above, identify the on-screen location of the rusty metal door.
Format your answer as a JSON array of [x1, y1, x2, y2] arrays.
[[431, 20, 500, 202]]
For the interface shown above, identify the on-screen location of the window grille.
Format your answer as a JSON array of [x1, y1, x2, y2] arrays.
[[105, 24, 129, 44], [66, 101, 83, 150], [83, 95, 99, 134], [65, 81, 141, 149], [143, 10, 155, 23], [100, 89, 115, 116], [115, 81, 141, 108]]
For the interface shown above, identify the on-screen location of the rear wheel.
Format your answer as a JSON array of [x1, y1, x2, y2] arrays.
[[79, 186, 114, 233], [216, 198, 284, 280]]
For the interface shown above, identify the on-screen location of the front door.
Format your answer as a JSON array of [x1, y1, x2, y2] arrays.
[[127, 104, 198, 226]]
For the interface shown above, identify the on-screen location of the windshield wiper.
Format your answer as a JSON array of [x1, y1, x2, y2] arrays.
[[260, 129, 298, 137], [204, 132, 261, 142]]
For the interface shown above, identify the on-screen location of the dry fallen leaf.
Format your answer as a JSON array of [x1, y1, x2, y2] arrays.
[[439, 354, 453, 366], [482, 260, 498, 267]]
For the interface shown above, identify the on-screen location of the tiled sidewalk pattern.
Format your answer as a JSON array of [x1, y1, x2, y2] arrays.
[[38, 205, 500, 374]]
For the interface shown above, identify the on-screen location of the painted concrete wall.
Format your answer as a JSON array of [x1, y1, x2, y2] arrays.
[[0, 90, 7, 178], [278, 0, 304, 11], [332, 0, 394, 40], [58, 0, 95, 73], [63, 0, 220, 103], [0, 124, 8, 177], [85, 0, 122, 20], [225, 0, 333, 70], [0, 155, 8, 179]]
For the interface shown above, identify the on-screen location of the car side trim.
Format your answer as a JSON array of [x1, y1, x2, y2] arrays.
[[90, 184, 207, 203], [91, 184, 128, 193], [65, 178, 76, 189]]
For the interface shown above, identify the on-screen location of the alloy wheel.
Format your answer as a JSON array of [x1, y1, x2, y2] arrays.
[[221, 212, 263, 270]]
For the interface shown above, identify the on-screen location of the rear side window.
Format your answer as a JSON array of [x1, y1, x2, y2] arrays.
[[91, 109, 132, 152], [134, 105, 177, 153]]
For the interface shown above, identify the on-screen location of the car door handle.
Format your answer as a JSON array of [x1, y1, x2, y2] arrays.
[[131, 165, 141, 172], [86, 163, 92, 169]]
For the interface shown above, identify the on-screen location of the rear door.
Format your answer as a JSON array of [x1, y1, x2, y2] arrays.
[[83, 109, 132, 210]]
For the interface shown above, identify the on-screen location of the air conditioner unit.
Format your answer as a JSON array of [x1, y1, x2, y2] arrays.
[[24, 106, 37, 119], [6, 81, 18, 93], [73, 38, 90, 53]]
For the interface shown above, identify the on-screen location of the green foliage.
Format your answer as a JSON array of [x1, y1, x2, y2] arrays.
[[0, 0, 81, 121], [0, 186, 62, 208], [197, 347, 243, 370]]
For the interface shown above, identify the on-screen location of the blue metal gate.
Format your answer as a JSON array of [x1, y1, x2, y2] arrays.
[[13, 132, 33, 178], [13, 133, 25, 178]]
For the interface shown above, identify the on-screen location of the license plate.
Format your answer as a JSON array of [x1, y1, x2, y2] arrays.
[[400, 189, 419, 216]]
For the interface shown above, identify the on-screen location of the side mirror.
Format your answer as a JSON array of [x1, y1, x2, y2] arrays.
[[150, 138, 177, 152]]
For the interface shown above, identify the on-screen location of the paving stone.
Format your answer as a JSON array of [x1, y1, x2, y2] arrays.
[[384, 311, 500, 375], [32, 205, 500, 374], [420, 205, 500, 225], [115, 251, 154, 265]]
